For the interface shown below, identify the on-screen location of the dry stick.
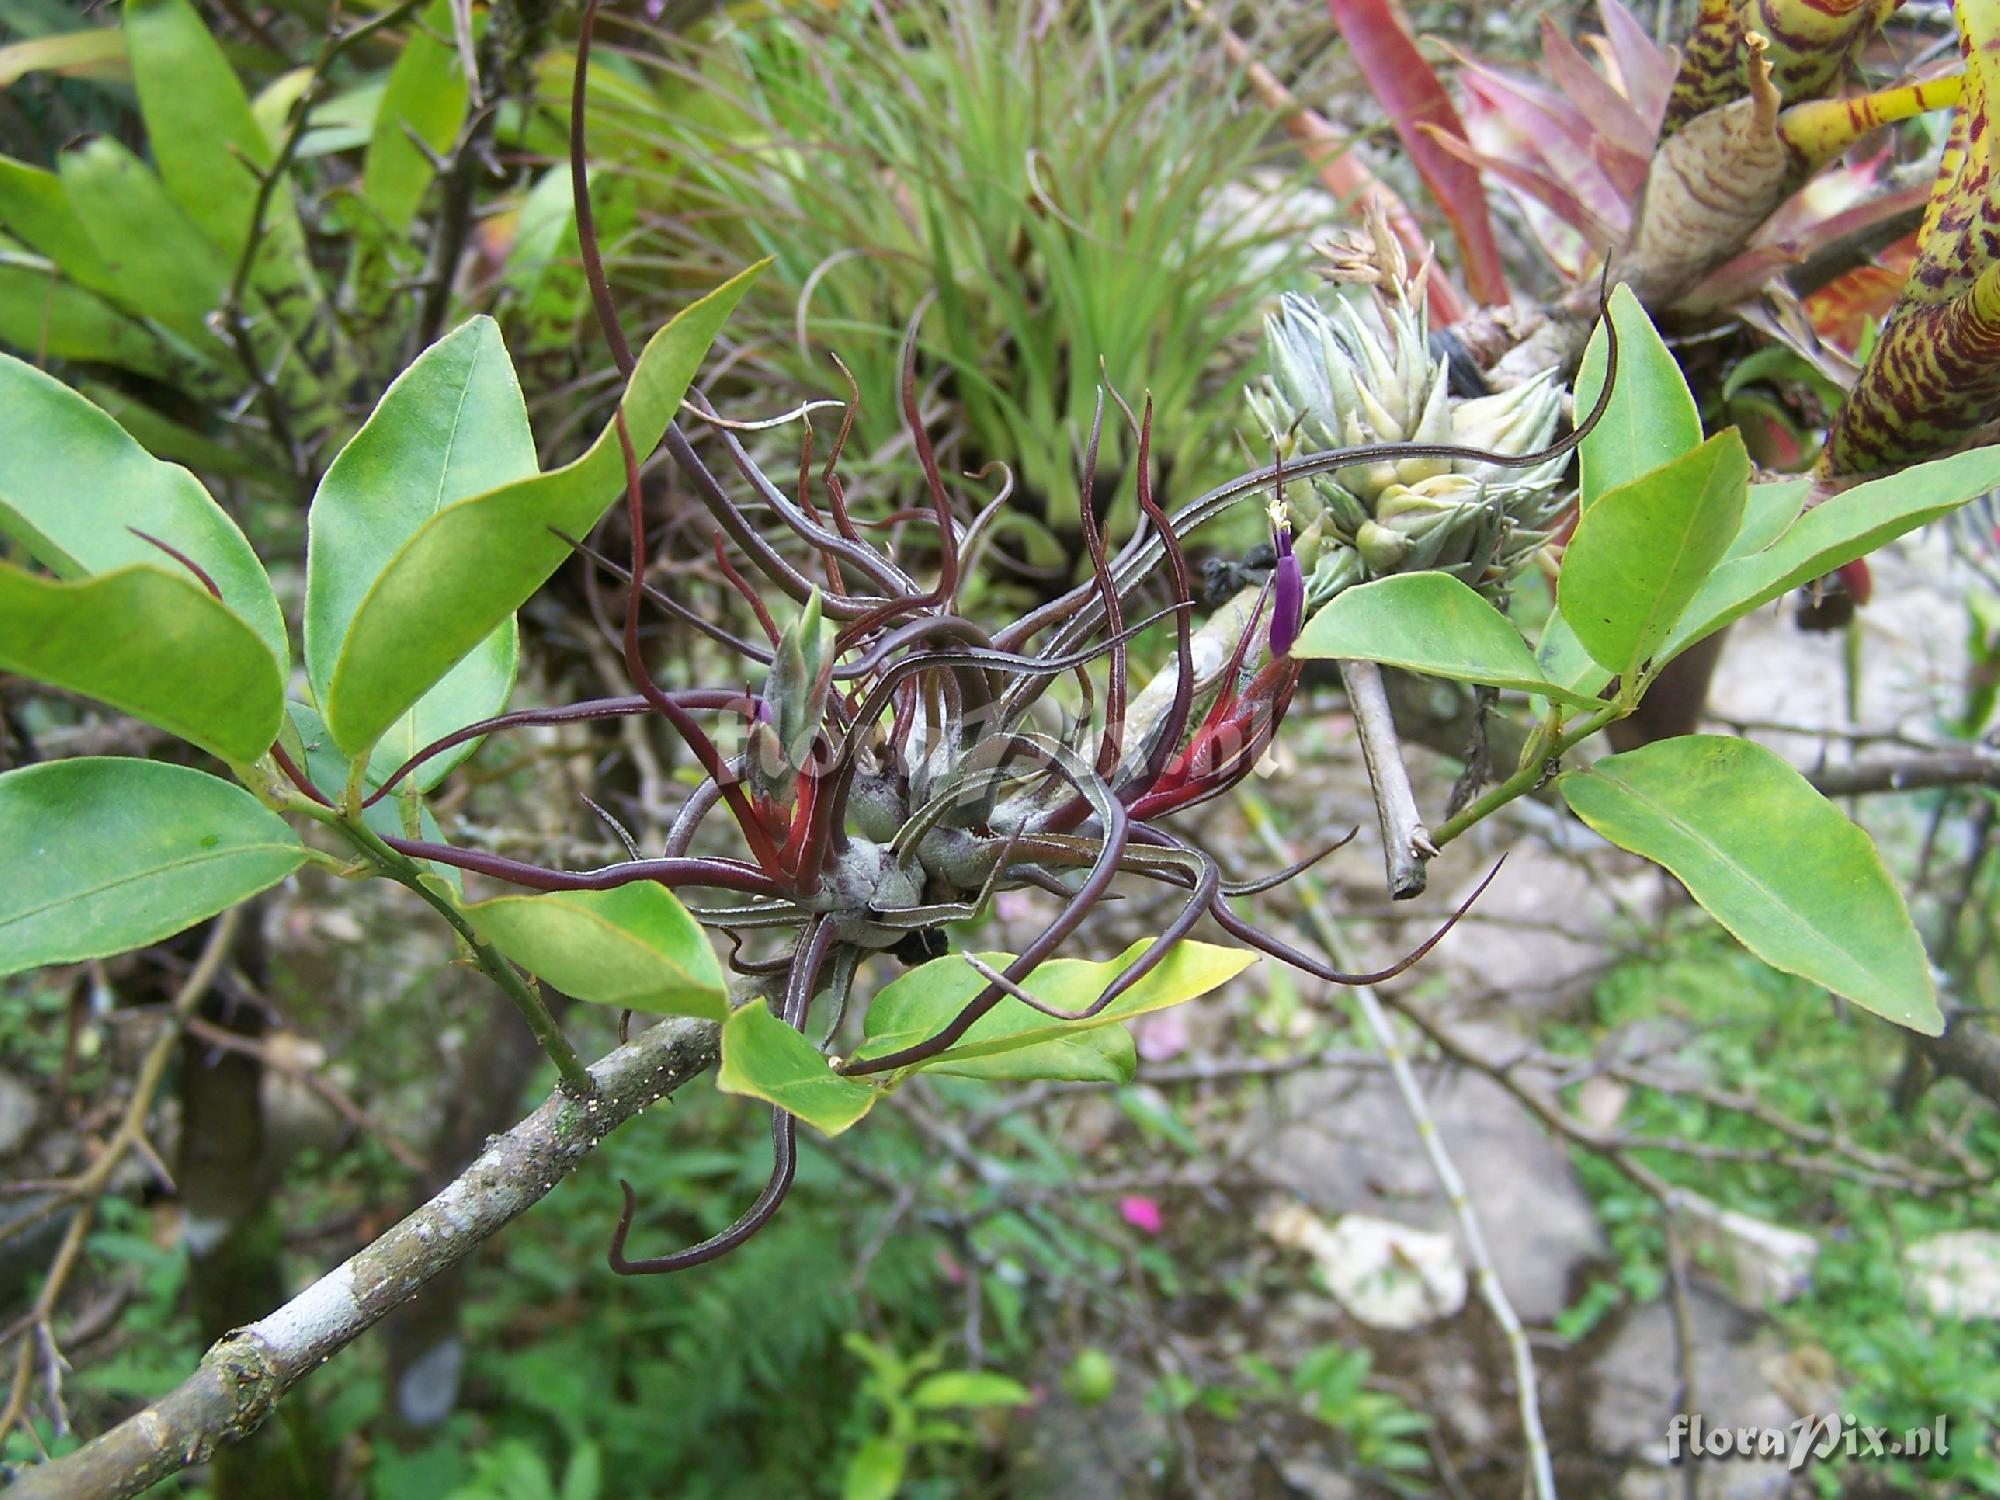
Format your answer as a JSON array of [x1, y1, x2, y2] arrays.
[[7, 1015, 723, 1500], [1340, 658, 1437, 899], [1247, 810, 1555, 1500], [0, 912, 240, 1448], [1807, 748, 2000, 797], [1376, 998, 1729, 1477], [1662, 1217, 1701, 1500]]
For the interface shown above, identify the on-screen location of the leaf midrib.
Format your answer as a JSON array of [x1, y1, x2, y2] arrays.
[[0, 840, 300, 930], [1580, 767, 1896, 995]]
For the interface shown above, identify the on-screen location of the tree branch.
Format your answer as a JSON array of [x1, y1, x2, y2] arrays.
[[6, 1017, 721, 1500], [1807, 748, 2000, 798], [1340, 658, 1436, 898]]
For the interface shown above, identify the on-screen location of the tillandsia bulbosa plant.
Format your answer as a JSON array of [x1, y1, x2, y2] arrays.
[[0, 0, 1594, 1290], [9, 2, 2000, 1491]]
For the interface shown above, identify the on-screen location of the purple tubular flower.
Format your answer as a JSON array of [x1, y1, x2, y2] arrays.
[[1268, 512, 1302, 659]]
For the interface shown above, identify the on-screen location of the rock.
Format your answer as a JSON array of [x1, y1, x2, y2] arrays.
[[1575, 1074, 1630, 1131], [0, 1071, 38, 1158], [1250, 1040, 1604, 1323], [1276, 1457, 1362, 1498], [1262, 1205, 1467, 1330], [1590, 1284, 1797, 1499], [1670, 1193, 1819, 1307], [1006, 1348, 1169, 1494], [1905, 1230, 2000, 1320], [1428, 842, 1648, 1017]]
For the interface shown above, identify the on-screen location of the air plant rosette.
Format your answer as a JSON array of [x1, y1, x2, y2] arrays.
[[230, 3, 1617, 1278], [1244, 216, 1569, 609]]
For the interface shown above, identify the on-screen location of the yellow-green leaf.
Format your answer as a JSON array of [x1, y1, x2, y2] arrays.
[[460, 885, 727, 1020], [1563, 736, 1938, 1034], [0, 757, 305, 977], [0, 564, 284, 764], [719, 999, 881, 1135], [853, 939, 1256, 1074]]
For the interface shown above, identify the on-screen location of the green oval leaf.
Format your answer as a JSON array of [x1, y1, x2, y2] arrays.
[[0, 563, 284, 764], [0, 351, 285, 666], [360, 0, 468, 235], [1661, 443, 2000, 667], [1557, 429, 1749, 678], [322, 264, 764, 756], [1563, 735, 1938, 1034], [122, 0, 279, 261], [1725, 478, 1808, 561], [0, 757, 306, 976], [1573, 285, 1701, 506], [719, 998, 881, 1136], [57, 136, 230, 353], [841, 1437, 906, 1500], [1294, 572, 1601, 706], [306, 315, 533, 768], [853, 938, 1256, 1074], [460, 885, 727, 1020]]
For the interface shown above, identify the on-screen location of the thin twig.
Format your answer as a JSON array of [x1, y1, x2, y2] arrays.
[[1, 912, 239, 1447], [180, 1017, 430, 1174], [1340, 659, 1436, 898], [1249, 811, 1554, 1500]]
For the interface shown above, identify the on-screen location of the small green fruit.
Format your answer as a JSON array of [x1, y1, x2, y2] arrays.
[[1063, 1348, 1117, 1407]]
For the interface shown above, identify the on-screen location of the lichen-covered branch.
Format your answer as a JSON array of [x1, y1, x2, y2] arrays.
[[6, 1017, 721, 1500]]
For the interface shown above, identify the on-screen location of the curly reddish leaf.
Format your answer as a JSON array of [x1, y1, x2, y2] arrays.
[[1595, 0, 1677, 131], [1423, 123, 1624, 243], [1325, 0, 1509, 307], [1540, 16, 1655, 158]]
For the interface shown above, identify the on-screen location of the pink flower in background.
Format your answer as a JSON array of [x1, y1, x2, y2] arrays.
[[1133, 1010, 1189, 1062], [1118, 1196, 1164, 1235]]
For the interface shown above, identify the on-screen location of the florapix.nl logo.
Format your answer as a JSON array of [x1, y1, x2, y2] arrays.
[[1667, 1413, 1950, 1472]]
